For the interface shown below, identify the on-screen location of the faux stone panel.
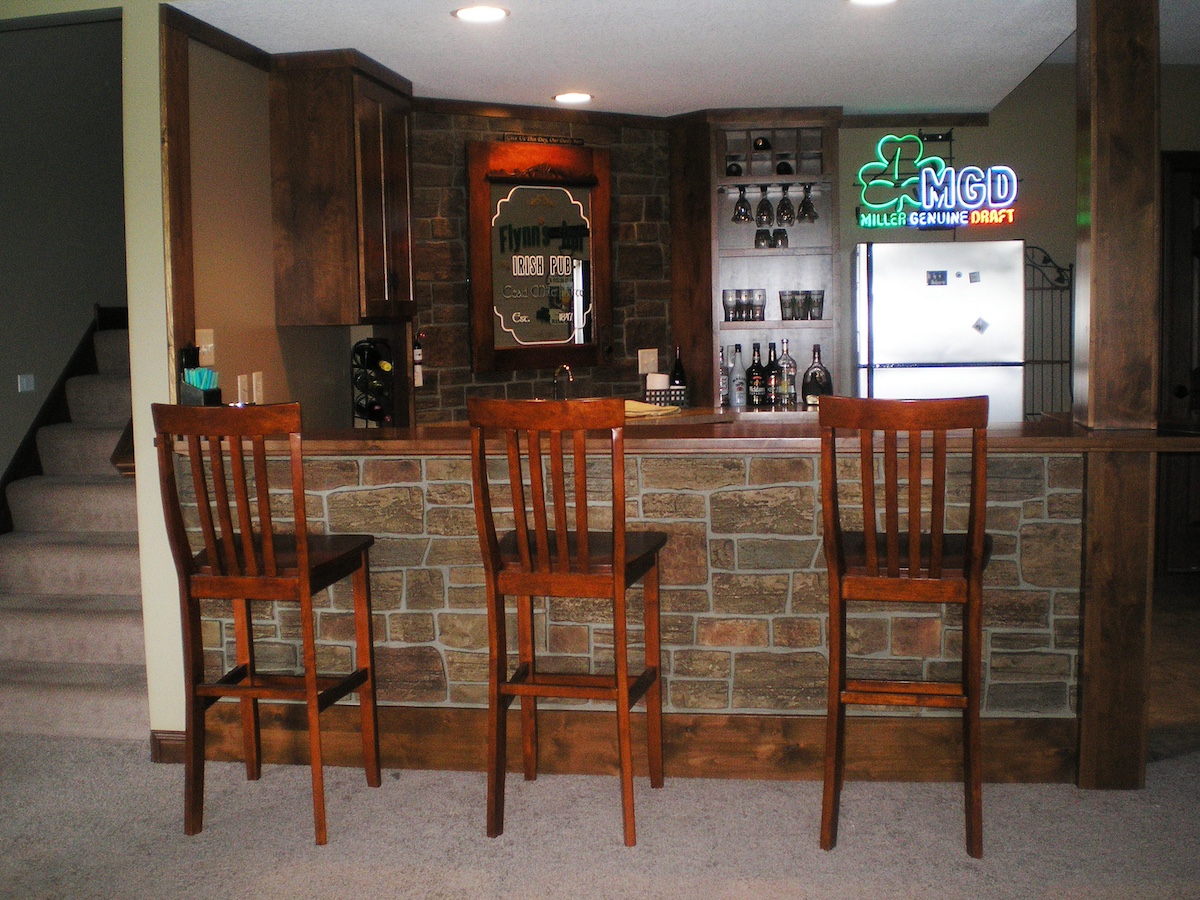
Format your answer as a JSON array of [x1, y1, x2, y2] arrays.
[[362, 458, 422, 485], [710, 485, 815, 535], [661, 614, 696, 645], [891, 616, 943, 657], [640, 457, 745, 490], [386, 612, 436, 643], [670, 680, 730, 709], [300, 458, 361, 491], [984, 589, 1051, 628], [987, 457, 1046, 502], [1020, 522, 1082, 588], [370, 537, 430, 568], [1047, 455, 1084, 490], [846, 617, 888, 655], [376, 646, 447, 702], [366, 571, 405, 611], [641, 492, 707, 519], [405, 568, 446, 610], [989, 650, 1073, 680], [697, 617, 770, 647], [987, 681, 1068, 714], [426, 537, 483, 567], [738, 538, 820, 570], [661, 588, 712, 614], [328, 485, 423, 535], [438, 612, 488, 650], [673, 649, 732, 679], [444, 651, 488, 687], [447, 584, 487, 609], [748, 456, 814, 485], [773, 617, 822, 648], [658, 522, 709, 586], [426, 506, 477, 537], [1048, 492, 1083, 519], [426, 482, 473, 506], [709, 539, 736, 570], [712, 573, 790, 615], [732, 652, 825, 710], [790, 572, 828, 613], [425, 457, 473, 482]]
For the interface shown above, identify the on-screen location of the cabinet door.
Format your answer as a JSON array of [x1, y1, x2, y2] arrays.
[[354, 76, 413, 322]]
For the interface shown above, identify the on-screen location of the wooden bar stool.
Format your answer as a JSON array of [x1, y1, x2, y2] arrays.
[[152, 402, 381, 845], [818, 395, 990, 858], [467, 398, 667, 846]]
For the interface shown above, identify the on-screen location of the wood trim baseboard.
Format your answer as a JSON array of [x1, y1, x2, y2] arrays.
[[151, 705, 1077, 783]]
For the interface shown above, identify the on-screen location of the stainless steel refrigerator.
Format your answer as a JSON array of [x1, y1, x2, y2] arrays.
[[855, 240, 1025, 423]]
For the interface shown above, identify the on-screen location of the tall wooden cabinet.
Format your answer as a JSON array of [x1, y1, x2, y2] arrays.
[[670, 110, 842, 408], [270, 50, 415, 326]]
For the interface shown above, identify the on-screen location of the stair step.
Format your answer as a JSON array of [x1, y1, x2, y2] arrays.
[[0, 661, 148, 740], [0, 532, 140, 596], [93, 328, 130, 377], [35, 422, 124, 475], [0, 594, 144, 666], [7, 475, 137, 533], [66, 374, 131, 425]]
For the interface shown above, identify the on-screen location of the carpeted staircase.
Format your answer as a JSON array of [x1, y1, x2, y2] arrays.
[[0, 327, 148, 739]]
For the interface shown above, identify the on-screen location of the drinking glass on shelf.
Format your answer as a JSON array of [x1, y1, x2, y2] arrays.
[[735, 290, 750, 321], [755, 185, 774, 227], [775, 184, 795, 226], [808, 289, 825, 320], [749, 289, 767, 321], [798, 290, 813, 320], [722, 290, 737, 322], [779, 290, 796, 321], [732, 186, 753, 223], [798, 183, 819, 223]]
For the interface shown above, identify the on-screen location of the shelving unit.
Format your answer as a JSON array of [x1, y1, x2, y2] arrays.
[[710, 119, 841, 405]]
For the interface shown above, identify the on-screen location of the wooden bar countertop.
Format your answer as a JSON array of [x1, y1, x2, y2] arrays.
[[301, 408, 1200, 456]]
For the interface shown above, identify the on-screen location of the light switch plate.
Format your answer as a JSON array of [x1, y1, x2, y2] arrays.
[[637, 348, 658, 375]]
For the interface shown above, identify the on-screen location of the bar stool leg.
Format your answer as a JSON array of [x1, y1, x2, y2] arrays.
[[353, 559, 381, 786], [486, 584, 509, 838], [516, 594, 539, 781], [643, 562, 665, 789], [232, 597, 262, 780]]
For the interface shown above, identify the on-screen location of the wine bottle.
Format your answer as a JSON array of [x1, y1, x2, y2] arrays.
[[801, 343, 833, 410], [778, 339, 798, 409], [764, 342, 782, 410], [730, 344, 747, 409], [718, 346, 729, 408], [670, 345, 687, 387], [412, 335, 423, 388], [747, 342, 766, 409]]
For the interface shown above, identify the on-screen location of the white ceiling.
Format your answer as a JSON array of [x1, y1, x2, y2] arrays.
[[170, 0, 1199, 118]]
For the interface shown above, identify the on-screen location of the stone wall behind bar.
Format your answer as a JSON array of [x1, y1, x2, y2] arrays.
[[197, 450, 1083, 718], [409, 108, 672, 423]]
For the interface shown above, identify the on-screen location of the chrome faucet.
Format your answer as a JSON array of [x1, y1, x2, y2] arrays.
[[552, 364, 573, 400]]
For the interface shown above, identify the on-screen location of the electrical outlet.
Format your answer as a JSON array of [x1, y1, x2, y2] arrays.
[[237, 373, 250, 405], [17, 374, 35, 393], [637, 348, 658, 375], [196, 328, 215, 367], [252, 371, 264, 405]]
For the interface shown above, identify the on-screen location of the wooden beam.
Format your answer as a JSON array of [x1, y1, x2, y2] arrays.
[[1073, 0, 1160, 789]]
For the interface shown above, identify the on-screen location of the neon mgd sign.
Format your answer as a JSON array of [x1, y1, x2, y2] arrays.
[[856, 133, 1018, 229]]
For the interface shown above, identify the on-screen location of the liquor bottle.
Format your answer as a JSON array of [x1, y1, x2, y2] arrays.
[[764, 342, 782, 409], [412, 334, 423, 388], [670, 345, 687, 387], [718, 346, 729, 407], [778, 339, 798, 409], [801, 343, 833, 410], [730, 344, 748, 409], [747, 342, 766, 409]]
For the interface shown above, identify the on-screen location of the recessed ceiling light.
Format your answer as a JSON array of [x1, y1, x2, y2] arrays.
[[452, 6, 509, 23], [554, 92, 593, 105]]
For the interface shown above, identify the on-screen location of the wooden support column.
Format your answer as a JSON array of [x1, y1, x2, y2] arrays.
[[1074, 0, 1161, 789]]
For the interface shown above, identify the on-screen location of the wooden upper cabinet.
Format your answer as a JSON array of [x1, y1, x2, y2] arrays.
[[270, 51, 415, 326]]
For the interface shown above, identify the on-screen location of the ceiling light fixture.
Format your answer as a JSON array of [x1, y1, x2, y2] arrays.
[[554, 92, 593, 105], [452, 5, 509, 23]]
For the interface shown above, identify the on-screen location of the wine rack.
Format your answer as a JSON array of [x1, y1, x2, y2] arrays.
[[351, 338, 395, 426]]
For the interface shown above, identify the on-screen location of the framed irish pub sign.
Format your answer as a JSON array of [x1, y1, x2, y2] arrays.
[[467, 139, 612, 372]]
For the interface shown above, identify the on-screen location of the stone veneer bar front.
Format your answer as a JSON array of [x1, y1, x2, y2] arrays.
[[178, 412, 1184, 782]]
